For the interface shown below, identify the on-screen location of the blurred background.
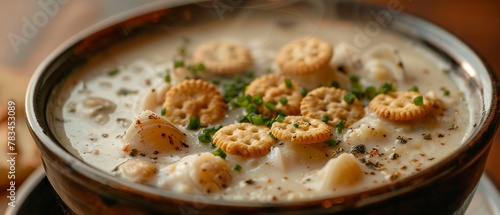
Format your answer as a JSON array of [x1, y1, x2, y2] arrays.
[[1, 0, 499, 213]]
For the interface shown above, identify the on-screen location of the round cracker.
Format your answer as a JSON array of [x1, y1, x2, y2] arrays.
[[212, 123, 276, 157], [276, 37, 333, 75], [192, 41, 253, 75], [270, 116, 331, 144], [368, 91, 431, 121], [244, 74, 303, 117], [300, 87, 364, 127], [163, 79, 226, 126]]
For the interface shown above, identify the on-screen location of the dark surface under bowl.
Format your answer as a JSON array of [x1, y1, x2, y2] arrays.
[[25, 0, 500, 214]]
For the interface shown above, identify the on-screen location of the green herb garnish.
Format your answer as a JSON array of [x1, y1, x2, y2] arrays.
[[331, 81, 340, 88], [198, 125, 222, 143], [379, 82, 396, 94], [265, 101, 276, 110], [232, 164, 243, 172], [300, 87, 308, 97], [350, 83, 364, 99], [253, 94, 263, 105], [164, 70, 171, 83], [321, 115, 329, 123], [285, 78, 292, 88], [251, 114, 265, 126], [161, 108, 166, 116], [107, 69, 119, 76], [269, 132, 277, 140], [280, 97, 288, 105], [413, 95, 424, 106], [326, 139, 340, 147], [343, 92, 356, 104], [443, 89, 450, 96], [364, 86, 378, 100], [117, 88, 138, 96], [336, 120, 346, 134], [349, 75, 360, 84], [213, 147, 227, 159], [174, 60, 185, 68], [293, 121, 299, 128], [275, 114, 285, 123], [408, 86, 419, 92], [187, 116, 200, 130]]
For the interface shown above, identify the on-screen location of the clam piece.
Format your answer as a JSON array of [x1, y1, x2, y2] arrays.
[[113, 159, 157, 183], [122, 110, 187, 156], [138, 83, 171, 112], [332, 42, 362, 73], [158, 152, 232, 194], [80, 97, 117, 124], [305, 153, 363, 190], [361, 44, 405, 83]]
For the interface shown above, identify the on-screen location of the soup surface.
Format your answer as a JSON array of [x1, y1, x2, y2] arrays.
[[49, 9, 470, 202]]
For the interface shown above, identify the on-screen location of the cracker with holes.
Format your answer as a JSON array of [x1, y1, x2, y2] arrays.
[[163, 79, 226, 126], [276, 37, 333, 75], [212, 123, 276, 157], [270, 116, 331, 144], [369, 91, 431, 121], [244, 74, 303, 117], [192, 41, 253, 75], [300, 87, 364, 127]]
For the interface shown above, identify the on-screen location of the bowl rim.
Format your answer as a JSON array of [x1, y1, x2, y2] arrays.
[[25, 0, 500, 210]]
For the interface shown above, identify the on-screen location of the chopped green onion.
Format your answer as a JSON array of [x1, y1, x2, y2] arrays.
[[161, 108, 166, 116], [379, 82, 396, 94], [293, 121, 299, 128], [246, 103, 258, 114], [222, 77, 249, 103], [336, 120, 346, 134], [300, 87, 308, 97], [269, 132, 277, 140], [178, 46, 186, 56], [331, 81, 340, 88], [164, 71, 171, 83], [443, 89, 450, 96], [117, 88, 138, 96], [265, 101, 276, 110], [187, 116, 200, 130], [253, 94, 263, 105], [174, 60, 185, 68], [198, 134, 211, 143], [245, 70, 255, 78], [280, 97, 288, 105], [232, 164, 243, 172], [213, 147, 227, 159], [251, 114, 264, 126], [326, 139, 340, 147], [408, 86, 419, 92], [343, 92, 356, 104], [413, 95, 424, 106], [350, 83, 364, 99], [197, 63, 205, 71], [198, 125, 222, 143], [321, 115, 329, 123], [275, 114, 285, 123], [107, 69, 119, 76], [364, 86, 378, 100], [349, 75, 360, 84], [285, 78, 292, 88]]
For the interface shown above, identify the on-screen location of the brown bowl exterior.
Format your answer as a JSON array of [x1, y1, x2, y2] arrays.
[[26, 1, 500, 214]]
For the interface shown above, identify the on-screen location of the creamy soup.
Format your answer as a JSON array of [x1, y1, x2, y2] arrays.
[[48, 11, 469, 202]]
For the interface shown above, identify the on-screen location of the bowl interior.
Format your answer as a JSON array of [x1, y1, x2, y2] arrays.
[[26, 0, 499, 211]]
